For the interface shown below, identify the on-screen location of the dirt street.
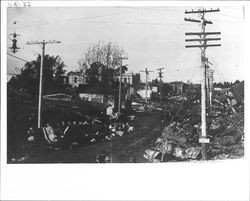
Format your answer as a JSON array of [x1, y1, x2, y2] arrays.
[[24, 111, 167, 163]]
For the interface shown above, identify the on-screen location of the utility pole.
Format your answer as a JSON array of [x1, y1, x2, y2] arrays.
[[185, 8, 221, 160], [157, 67, 165, 101], [140, 68, 153, 107], [207, 68, 214, 108], [27, 40, 61, 128], [203, 57, 214, 107], [123, 72, 133, 99], [116, 57, 128, 116]]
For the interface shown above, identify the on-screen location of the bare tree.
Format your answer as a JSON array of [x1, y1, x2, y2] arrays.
[[79, 41, 126, 70]]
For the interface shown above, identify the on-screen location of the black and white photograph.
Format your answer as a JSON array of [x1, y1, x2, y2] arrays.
[[1, 1, 249, 200], [6, 5, 245, 163]]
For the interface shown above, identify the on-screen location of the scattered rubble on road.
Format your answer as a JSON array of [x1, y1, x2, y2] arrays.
[[7, 81, 244, 163]]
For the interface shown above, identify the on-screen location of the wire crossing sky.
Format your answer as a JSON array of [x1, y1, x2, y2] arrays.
[[7, 6, 245, 83]]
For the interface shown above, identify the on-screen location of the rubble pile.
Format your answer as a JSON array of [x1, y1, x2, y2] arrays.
[[108, 118, 135, 139], [9, 110, 136, 163], [208, 102, 244, 160], [144, 120, 202, 162], [144, 92, 244, 162], [30, 113, 135, 148]]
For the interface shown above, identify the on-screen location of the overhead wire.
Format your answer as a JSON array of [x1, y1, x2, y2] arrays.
[[168, 63, 199, 126], [82, 20, 192, 26], [11, 19, 194, 30], [208, 58, 226, 82], [10, 8, 164, 30], [149, 51, 202, 161], [214, 11, 243, 20], [7, 52, 29, 63], [186, 7, 244, 22], [8, 9, 140, 29], [213, 65, 225, 82], [222, 6, 243, 11], [9, 7, 193, 30], [212, 19, 243, 24], [122, 6, 183, 13], [9, 6, 244, 30]]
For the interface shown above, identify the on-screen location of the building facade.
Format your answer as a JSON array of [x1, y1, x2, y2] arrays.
[[169, 81, 186, 94], [67, 71, 85, 87]]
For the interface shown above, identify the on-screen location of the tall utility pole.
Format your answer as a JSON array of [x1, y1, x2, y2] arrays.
[[157, 67, 165, 101], [116, 57, 128, 116], [27, 40, 61, 128], [140, 68, 153, 107], [185, 8, 221, 160]]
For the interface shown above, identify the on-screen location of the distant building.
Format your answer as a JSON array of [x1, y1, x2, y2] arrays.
[[169, 81, 188, 94], [115, 72, 133, 85], [79, 93, 105, 103], [137, 85, 153, 99], [122, 73, 133, 85], [77, 83, 115, 108], [79, 93, 115, 109], [67, 71, 84, 87], [115, 72, 136, 100], [125, 85, 136, 100]]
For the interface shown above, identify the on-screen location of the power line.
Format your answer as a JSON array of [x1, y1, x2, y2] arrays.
[[214, 12, 243, 20], [153, 63, 201, 162], [8, 10, 140, 29], [9, 7, 195, 30], [9, 7, 244, 30], [212, 19, 243, 23], [187, 7, 243, 20], [190, 65, 199, 83], [208, 58, 226, 82], [213, 65, 225, 82], [222, 6, 243, 11], [7, 52, 29, 63], [84, 20, 192, 26], [122, 6, 183, 13], [11, 19, 194, 30], [62, 10, 139, 23]]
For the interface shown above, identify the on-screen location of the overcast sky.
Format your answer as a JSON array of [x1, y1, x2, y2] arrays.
[[7, 6, 245, 83]]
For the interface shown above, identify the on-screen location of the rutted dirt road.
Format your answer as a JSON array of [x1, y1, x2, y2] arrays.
[[25, 111, 166, 163]]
